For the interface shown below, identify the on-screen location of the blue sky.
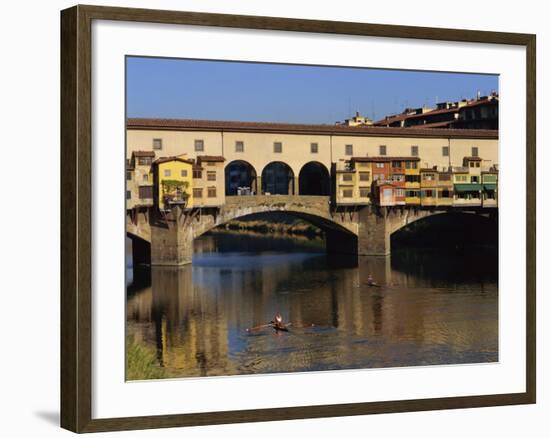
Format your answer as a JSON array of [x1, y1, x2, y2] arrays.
[[126, 57, 498, 124]]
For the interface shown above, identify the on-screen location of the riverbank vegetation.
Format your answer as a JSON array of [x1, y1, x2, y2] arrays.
[[220, 212, 323, 238], [126, 337, 170, 380]]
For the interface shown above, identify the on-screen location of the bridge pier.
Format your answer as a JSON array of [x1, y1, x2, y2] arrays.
[[357, 207, 392, 256], [150, 206, 194, 266]]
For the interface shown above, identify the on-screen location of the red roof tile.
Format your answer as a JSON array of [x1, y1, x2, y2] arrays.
[[127, 118, 498, 139]]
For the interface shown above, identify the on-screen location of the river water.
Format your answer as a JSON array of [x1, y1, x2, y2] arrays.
[[126, 232, 498, 379]]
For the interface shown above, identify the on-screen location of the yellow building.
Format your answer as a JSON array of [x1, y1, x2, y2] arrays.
[[420, 168, 438, 206], [402, 157, 420, 205], [333, 157, 373, 205], [154, 156, 194, 210]]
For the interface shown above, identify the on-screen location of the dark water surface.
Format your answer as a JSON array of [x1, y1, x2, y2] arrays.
[[126, 232, 498, 379]]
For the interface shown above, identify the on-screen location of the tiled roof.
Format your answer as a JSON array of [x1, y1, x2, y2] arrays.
[[127, 118, 498, 139], [132, 150, 156, 157], [153, 156, 194, 165], [350, 156, 391, 163], [197, 155, 225, 163]]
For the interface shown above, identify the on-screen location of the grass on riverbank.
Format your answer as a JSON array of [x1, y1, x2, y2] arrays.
[[126, 337, 169, 380]]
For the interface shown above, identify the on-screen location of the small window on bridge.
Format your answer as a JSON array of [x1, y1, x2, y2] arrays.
[[193, 170, 202, 179], [472, 146, 479, 157], [411, 145, 419, 156], [273, 142, 283, 153], [164, 169, 171, 177], [343, 189, 353, 198], [139, 186, 153, 199], [194, 139, 205, 152], [359, 188, 369, 197], [126, 171, 132, 181], [379, 145, 387, 155], [345, 144, 353, 155], [359, 172, 370, 181], [342, 174, 353, 182], [207, 171, 216, 181], [207, 187, 217, 198], [235, 141, 244, 152], [310, 143, 318, 153], [126, 190, 131, 200], [181, 170, 188, 177], [152, 138, 162, 150], [442, 146, 449, 156]]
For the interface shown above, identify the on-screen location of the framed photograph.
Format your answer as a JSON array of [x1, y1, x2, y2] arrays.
[[60, 4, 536, 433]]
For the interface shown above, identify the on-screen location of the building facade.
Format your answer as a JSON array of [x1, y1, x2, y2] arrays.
[[126, 118, 499, 211]]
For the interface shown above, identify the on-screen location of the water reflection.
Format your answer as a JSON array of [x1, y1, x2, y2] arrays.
[[127, 233, 498, 378]]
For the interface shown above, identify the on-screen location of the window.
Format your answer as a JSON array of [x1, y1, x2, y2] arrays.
[[424, 190, 434, 197], [423, 173, 434, 181], [470, 162, 475, 168], [396, 189, 406, 197], [207, 187, 217, 198], [405, 174, 420, 183], [411, 145, 419, 156], [406, 190, 419, 198], [471, 176, 480, 183], [345, 144, 353, 156], [342, 174, 353, 182], [442, 146, 449, 156], [139, 186, 153, 199], [126, 171, 132, 181], [206, 161, 216, 166], [476, 162, 481, 168], [180, 169, 188, 177], [441, 189, 451, 198], [143, 174, 149, 182], [164, 169, 171, 177], [405, 160, 418, 169], [310, 143, 319, 153], [126, 190, 131, 200], [379, 145, 387, 155], [194, 139, 204, 152], [152, 138, 162, 150], [472, 146, 479, 157], [138, 157, 152, 166], [343, 189, 353, 198], [359, 172, 370, 181], [193, 188, 203, 198], [273, 142, 282, 153], [392, 161, 402, 168], [439, 173, 451, 181], [207, 171, 216, 181], [193, 170, 202, 179], [359, 187, 370, 198], [235, 141, 244, 152], [392, 174, 405, 182]]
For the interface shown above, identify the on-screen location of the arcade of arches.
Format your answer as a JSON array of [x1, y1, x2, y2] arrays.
[[224, 160, 331, 196]]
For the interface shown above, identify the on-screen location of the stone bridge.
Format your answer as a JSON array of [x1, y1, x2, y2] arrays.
[[127, 195, 493, 265]]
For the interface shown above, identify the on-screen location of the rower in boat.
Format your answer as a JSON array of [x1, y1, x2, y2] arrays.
[[270, 311, 289, 332]]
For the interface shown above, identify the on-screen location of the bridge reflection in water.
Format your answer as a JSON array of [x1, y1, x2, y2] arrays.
[[126, 233, 498, 379]]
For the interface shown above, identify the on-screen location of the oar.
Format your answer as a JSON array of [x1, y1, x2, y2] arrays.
[[246, 323, 274, 332]]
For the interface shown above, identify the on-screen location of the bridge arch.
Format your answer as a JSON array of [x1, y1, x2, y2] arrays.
[[261, 161, 295, 195], [225, 160, 258, 195], [389, 210, 497, 249], [298, 161, 330, 196]]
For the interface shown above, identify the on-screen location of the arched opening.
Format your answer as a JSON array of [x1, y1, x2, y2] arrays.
[[298, 161, 330, 195], [261, 162, 295, 195], [225, 160, 258, 196], [391, 212, 497, 250], [390, 212, 498, 283]]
